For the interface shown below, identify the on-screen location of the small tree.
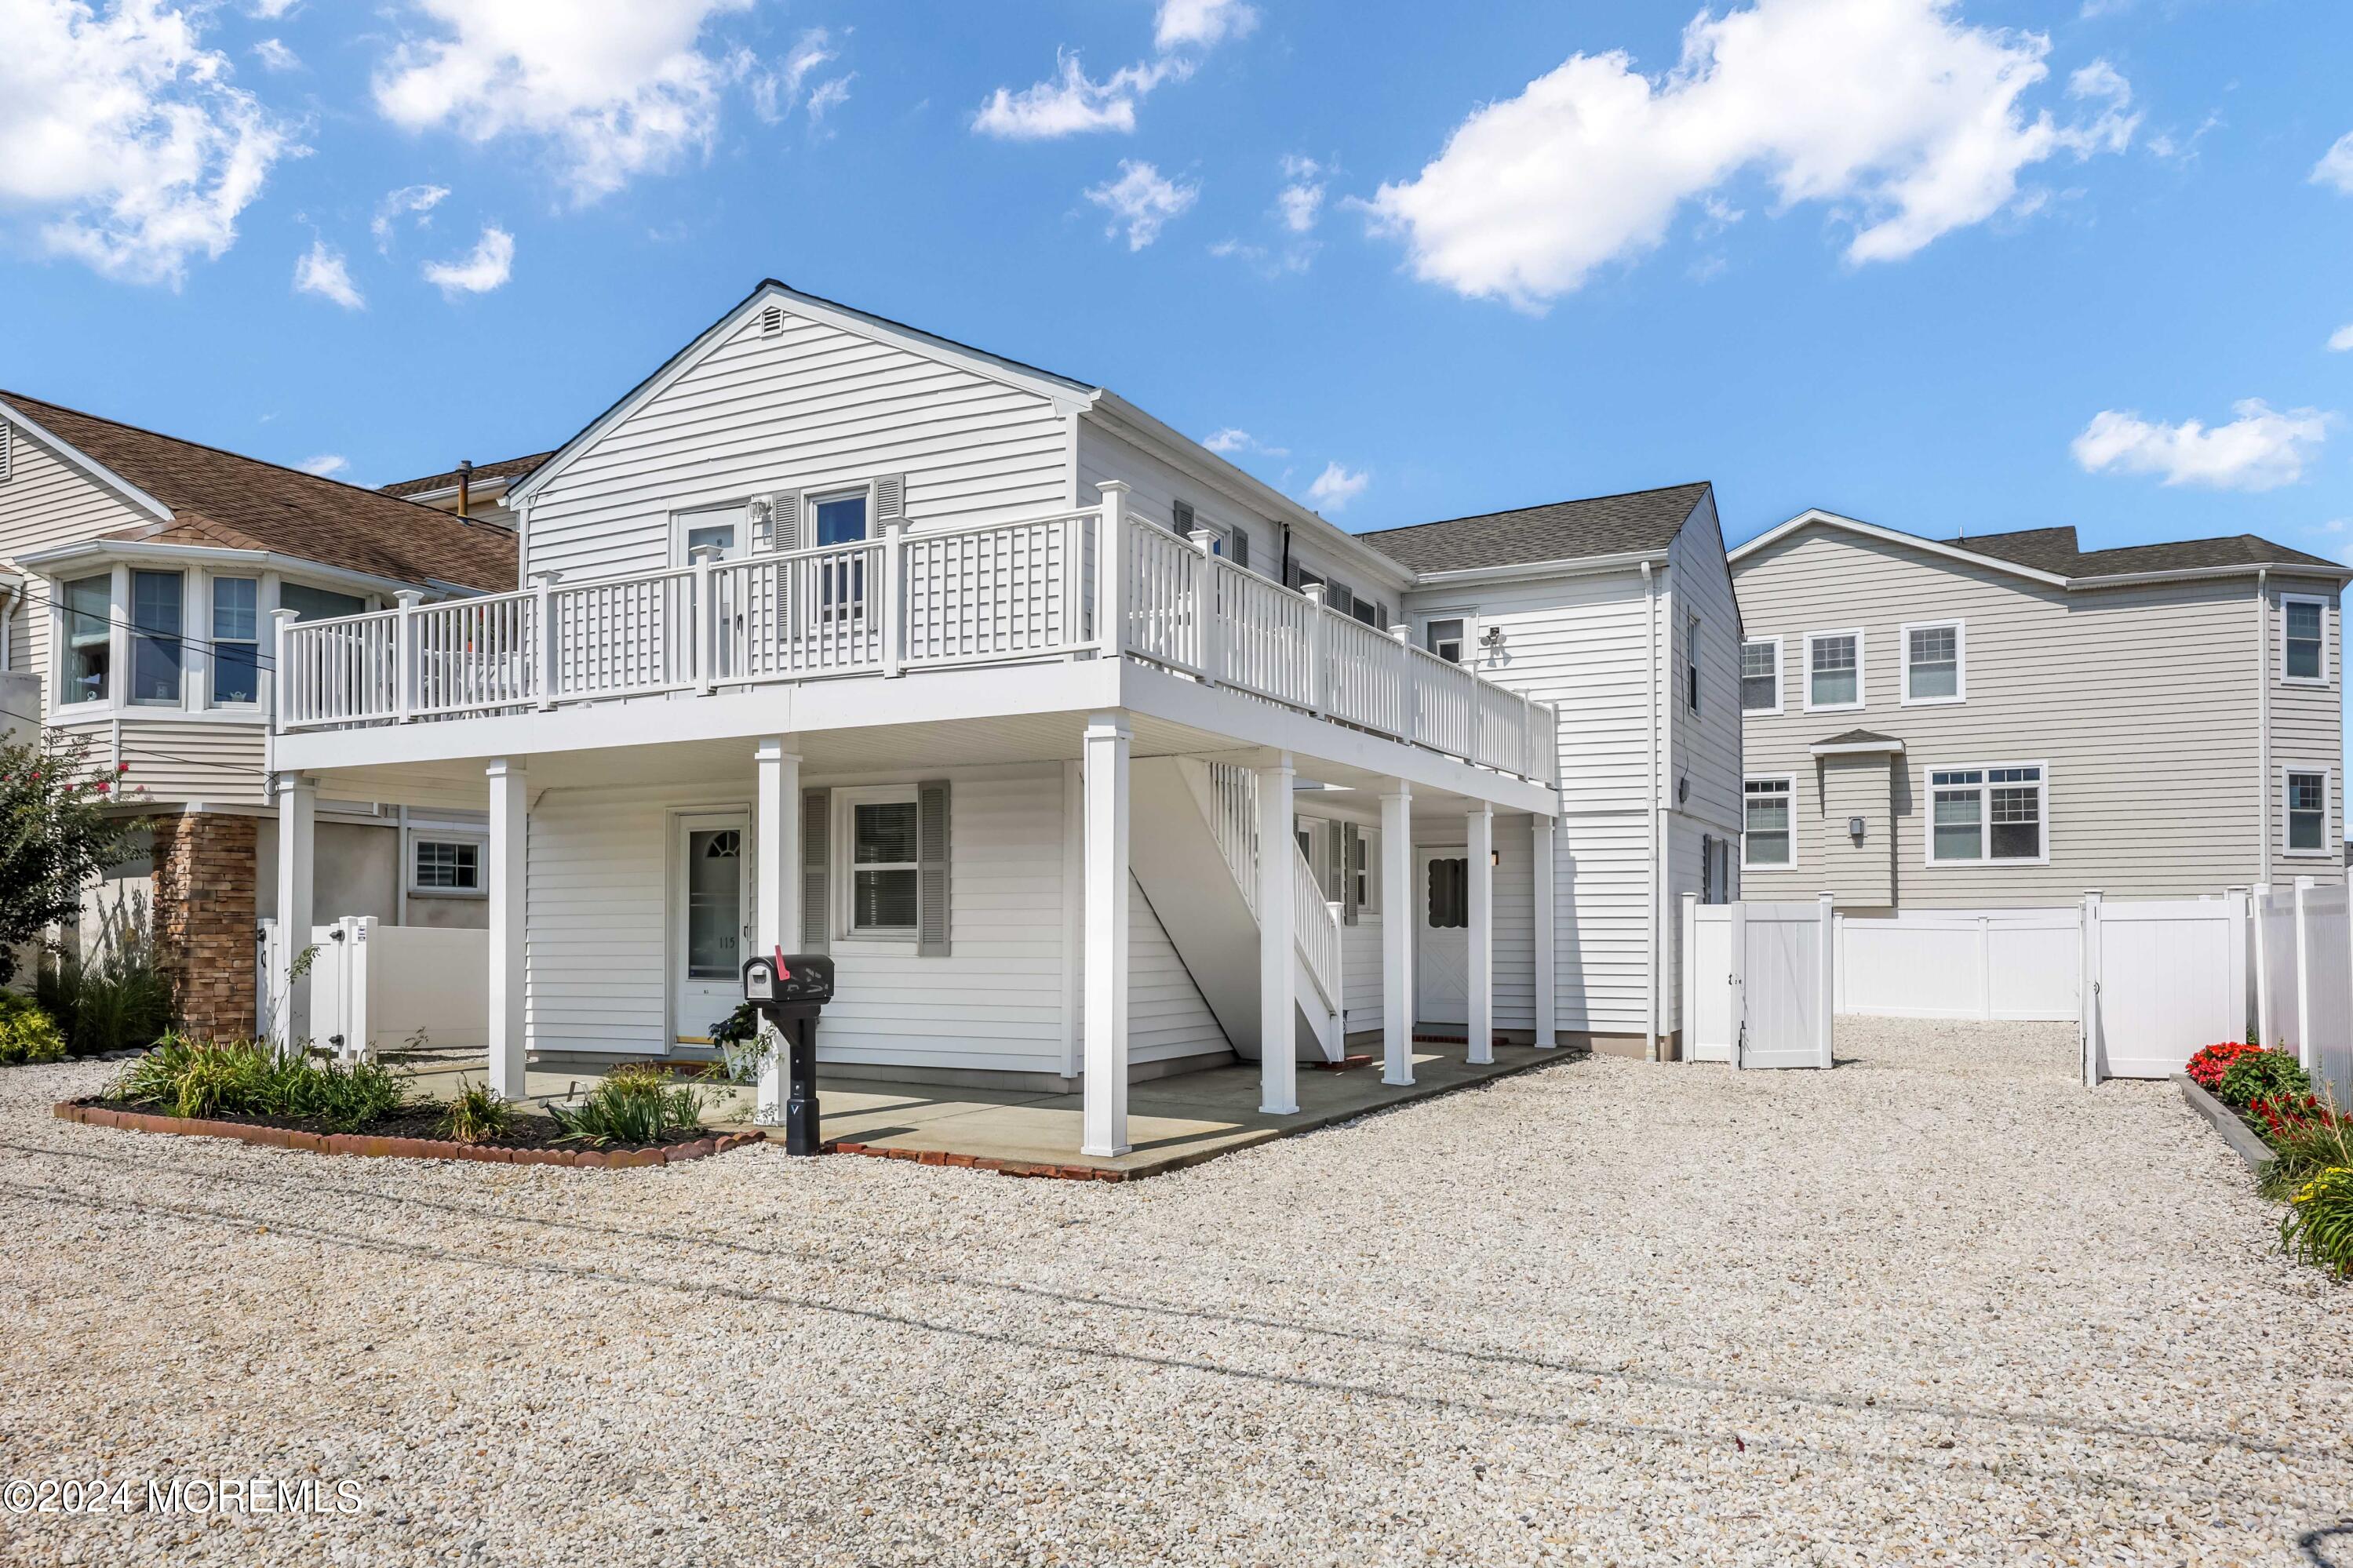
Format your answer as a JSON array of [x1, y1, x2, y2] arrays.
[[0, 731, 144, 986]]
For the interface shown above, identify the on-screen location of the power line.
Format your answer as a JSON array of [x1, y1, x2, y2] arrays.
[[6, 578, 291, 671]]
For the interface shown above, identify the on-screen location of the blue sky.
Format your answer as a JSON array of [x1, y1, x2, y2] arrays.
[[2, 0, 2349, 569]]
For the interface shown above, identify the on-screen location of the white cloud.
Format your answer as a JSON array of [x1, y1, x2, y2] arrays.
[[298, 453, 348, 477], [1084, 160, 1197, 250], [251, 37, 298, 71], [248, 0, 299, 16], [1202, 427, 1288, 458], [1154, 0, 1257, 52], [370, 182, 448, 249], [1277, 154, 1324, 233], [974, 53, 1180, 140], [421, 224, 513, 294], [1304, 460, 1369, 513], [2329, 323, 2353, 353], [372, 0, 754, 202], [292, 237, 362, 308], [1363, 0, 2139, 311], [749, 27, 853, 129], [2071, 399, 2331, 492], [0, 0, 295, 286], [2315, 131, 2353, 195]]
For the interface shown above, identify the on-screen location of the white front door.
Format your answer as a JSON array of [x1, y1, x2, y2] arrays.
[[671, 809, 751, 1050], [1417, 848, 1470, 1025]]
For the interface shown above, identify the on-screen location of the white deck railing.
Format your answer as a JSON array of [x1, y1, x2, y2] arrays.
[[275, 490, 1558, 785]]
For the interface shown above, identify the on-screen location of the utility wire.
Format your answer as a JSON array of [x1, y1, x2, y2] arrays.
[[5, 578, 291, 670], [1, 698, 280, 783]]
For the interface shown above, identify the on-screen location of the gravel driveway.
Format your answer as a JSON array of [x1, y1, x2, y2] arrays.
[[1, 1020, 2347, 1567]]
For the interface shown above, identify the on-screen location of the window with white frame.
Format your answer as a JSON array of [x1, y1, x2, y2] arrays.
[[1902, 620, 1964, 704], [127, 569, 184, 706], [1805, 631, 1862, 711], [2286, 769, 2330, 855], [412, 838, 483, 893], [812, 487, 871, 618], [1739, 638, 1779, 714], [1743, 777, 1793, 867], [210, 577, 260, 705], [60, 573, 111, 705], [1424, 617, 1466, 664], [1685, 613, 1702, 714], [843, 787, 920, 937], [2282, 595, 2328, 684], [1929, 765, 2045, 864]]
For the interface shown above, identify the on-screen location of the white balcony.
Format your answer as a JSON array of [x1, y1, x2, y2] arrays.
[[273, 492, 1558, 787]]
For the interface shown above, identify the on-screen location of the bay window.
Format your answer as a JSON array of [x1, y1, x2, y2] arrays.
[[128, 569, 184, 705], [210, 576, 260, 704], [1929, 765, 2046, 864], [61, 573, 110, 704], [280, 583, 367, 624]]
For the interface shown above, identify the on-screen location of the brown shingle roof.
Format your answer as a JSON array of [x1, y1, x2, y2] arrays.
[[380, 451, 555, 500], [1958, 524, 2341, 577], [1359, 482, 1710, 573], [0, 391, 516, 593]]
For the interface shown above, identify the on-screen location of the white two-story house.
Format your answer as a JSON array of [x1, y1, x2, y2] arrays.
[[264, 282, 1738, 1154]]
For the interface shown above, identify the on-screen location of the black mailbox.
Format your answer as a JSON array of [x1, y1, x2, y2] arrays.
[[741, 951, 835, 1156]]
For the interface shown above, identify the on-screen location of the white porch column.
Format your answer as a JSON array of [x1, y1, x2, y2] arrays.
[[1258, 755, 1299, 1115], [486, 757, 529, 1101], [1381, 784, 1414, 1086], [754, 738, 801, 1124], [271, 772, 315, 1053], [1532, 812, 1557, 1048], [1467, 801, 1494, 1065], [1082, 714, 1132, 1156]]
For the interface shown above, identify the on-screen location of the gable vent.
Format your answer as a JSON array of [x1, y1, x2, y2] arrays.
[[759, 304, 785, 337]]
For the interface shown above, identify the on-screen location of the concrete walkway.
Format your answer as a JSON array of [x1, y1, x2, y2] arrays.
[[389, 1042, 1572, 1177]]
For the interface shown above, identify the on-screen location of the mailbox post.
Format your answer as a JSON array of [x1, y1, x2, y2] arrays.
[[741, 951, 836, 1156]]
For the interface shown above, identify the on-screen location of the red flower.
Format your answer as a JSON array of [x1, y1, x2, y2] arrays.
[[2185, 1040, 2267, 1093]]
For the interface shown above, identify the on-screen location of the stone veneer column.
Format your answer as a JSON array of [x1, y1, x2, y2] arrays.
[[151, 812, 260, 1039]]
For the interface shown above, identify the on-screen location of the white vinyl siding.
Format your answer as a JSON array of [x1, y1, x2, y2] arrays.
[[1901, 620, 1965, 704], [1805, 629, 1863, 711], [523, 304, 1073, 584]]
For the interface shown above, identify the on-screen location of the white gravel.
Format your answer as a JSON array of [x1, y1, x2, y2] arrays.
[[0, 1019, 2347, 1567]]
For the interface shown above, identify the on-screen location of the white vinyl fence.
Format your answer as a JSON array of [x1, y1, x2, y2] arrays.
[[1834, 908, 2082, 1022], [1681, 894, 1835, 1070], [2253, 875, 2353, 1107], [2082, 892, 2249, 1085], [260, 916, 489, 1059]]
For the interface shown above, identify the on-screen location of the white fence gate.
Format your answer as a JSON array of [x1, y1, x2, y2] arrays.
[[1834, 908, 2082, 1021], [2082, 892, 2249, 1084], [1681, 894, 1835, 1070], [260, 916, 490, 1059]]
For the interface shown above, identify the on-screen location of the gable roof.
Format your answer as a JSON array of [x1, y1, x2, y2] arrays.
[[1356, 482, 1711, 574], [1732, 509, 2351, 586], [0, 391, 517, 592], [381, 451, 555, 501]]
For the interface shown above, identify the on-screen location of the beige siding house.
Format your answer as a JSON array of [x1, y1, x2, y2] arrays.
[[1731, 510, 2351, 911]]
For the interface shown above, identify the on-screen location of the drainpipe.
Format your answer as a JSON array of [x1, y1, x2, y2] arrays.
[[456, 459, 474, 520], [2258, 567, 2271, 891], [395, 805, 410, 926], [1643, 560, 1661, 1062]]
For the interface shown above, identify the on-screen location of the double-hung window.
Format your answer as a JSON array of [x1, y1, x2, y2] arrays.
[[128, 569, 184, 706], [1739, 638, 1780, 715], [845, 787, 920, 937], [2283, 596, 2328, 684], [1805, 630, 1863, 711], [1929, 765, 2046, 864], [2285, 769, 2330, 856], [1685, 613, 1702, 714], [1902, 620, 1964, 704], [61, 573, 111, 705], [210, 577, 260, 705], [1743, 777, 1793, 868], [812, 488, 871, 618]]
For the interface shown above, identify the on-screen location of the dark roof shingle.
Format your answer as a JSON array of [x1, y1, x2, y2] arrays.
[[1958, 524, 2340, 577], [381, 451, 555, 500], [1358, 482, 1710, 573], [1, 392, 516, 593]]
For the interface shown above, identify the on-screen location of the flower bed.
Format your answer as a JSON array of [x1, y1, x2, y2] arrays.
[[2184, 1042, 2353, 1279]]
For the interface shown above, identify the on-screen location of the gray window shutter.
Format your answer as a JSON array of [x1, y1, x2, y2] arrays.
[[1324, 819, 1344, 904], [874, 473, 906, 526], [917, 779, 951, 957], [1327, 580, 1355, 619], [771, 489, 802, 553], [1284, 558, 1303, 590], [1230, 527, 1249, 571], [800, 788, 830, 953], [1342, 824, 1361, 926], [1172, 497, 1196, 535]]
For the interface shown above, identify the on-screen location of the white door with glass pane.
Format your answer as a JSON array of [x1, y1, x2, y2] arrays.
[[1417, 849, 1470, 1024], [671, 810, 751, 1049]]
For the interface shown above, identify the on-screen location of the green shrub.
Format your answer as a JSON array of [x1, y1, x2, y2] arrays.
[[0, 992, 67, 1064], [38, 933, 175, 1057], [2279, 1166, 2353, 1279], [440, 1080, 512, 1144], [2216, 1048, 2311, 1110], [548, 1064, 707, 1147], [111, 1037, 404, 1133], [2253, 1086, 2353, 1201]]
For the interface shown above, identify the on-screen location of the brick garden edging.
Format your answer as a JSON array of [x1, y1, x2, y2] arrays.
[[54, 1100, 767, 1168]]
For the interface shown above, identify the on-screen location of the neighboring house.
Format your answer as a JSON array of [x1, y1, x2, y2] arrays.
[[1730, 509, 2351, 914], [260, 279, 1738, 1155], [0, 392, 517, 1029], [381, 451, 552, 529]]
